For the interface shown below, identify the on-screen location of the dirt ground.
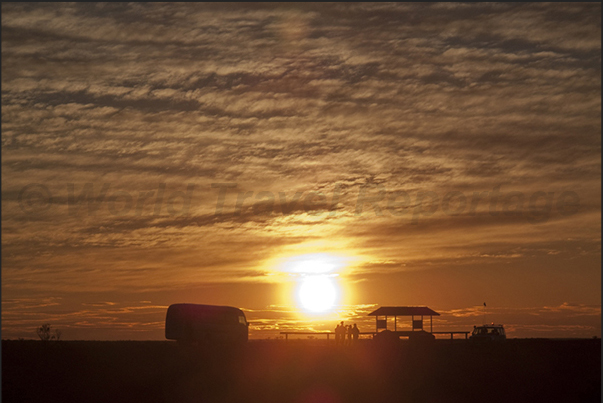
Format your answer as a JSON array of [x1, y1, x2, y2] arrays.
[[2, 338, 600, 403]]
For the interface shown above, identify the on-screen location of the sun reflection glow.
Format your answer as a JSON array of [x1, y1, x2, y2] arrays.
[[284, 253, 343, 274], [277, 253, 350, 315], [297, 275, 338, 313]]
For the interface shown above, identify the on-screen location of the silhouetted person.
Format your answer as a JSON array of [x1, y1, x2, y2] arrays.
[[352, 324, 360, 343], [342, 323, 348, 345], [347, 325, 352, 346], [336, 321, 345, 345], [491, 328, 499, 336]]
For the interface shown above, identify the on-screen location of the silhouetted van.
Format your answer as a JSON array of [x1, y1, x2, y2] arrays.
[[165, 303, 248, 344]]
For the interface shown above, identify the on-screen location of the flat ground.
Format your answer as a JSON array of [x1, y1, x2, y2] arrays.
[[2, 339, 600, 403]]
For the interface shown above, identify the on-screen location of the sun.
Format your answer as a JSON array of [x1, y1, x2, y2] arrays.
[[297, 275, 338, 313], [277, 252, 349, 314]]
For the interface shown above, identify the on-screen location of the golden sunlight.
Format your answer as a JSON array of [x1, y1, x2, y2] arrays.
[[297, 275, 338, 313], [276, 252, 351, 315]]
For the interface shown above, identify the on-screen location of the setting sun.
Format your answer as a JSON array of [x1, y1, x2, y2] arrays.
[[277, 252, 349, 314], [2, 4, 600, 402], [297, 275, 338, 313]]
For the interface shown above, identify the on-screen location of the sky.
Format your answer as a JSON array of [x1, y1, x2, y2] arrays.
[[2, 3, 601, 340]]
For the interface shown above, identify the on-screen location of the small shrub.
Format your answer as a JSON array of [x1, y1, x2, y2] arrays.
[[36, 324, 62, 341]]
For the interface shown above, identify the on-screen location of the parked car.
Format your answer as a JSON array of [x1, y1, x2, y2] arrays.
[[469, 324, 506, 343], [165, 303, 248, 345]]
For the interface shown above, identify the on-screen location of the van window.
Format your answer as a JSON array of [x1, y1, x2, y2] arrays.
[[238, 315, 247, 325]]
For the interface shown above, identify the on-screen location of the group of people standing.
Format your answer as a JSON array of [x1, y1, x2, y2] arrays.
[[334, 322, 360, 345]]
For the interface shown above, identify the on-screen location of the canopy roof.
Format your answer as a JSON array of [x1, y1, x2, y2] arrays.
[[368, 306, 440, 317]]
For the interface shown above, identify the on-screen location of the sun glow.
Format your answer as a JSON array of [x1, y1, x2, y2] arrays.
[[285, 253, 342, 274], [276, 253, 349, 314], [297, 275, 338, 313]]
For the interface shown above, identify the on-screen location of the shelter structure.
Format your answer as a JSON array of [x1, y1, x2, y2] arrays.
[[368, 306, 440, 339]]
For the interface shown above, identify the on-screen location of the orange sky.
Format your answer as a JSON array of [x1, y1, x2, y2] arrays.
[[2, 3, 601, 340]]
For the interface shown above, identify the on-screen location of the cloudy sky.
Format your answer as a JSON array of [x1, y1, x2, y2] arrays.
[[2, 3, 600, 340]]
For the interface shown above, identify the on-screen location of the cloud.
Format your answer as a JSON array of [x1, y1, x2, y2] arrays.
[[2, 3, 600, 339]]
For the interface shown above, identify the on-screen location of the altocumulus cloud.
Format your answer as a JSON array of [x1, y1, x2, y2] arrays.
[[2, 3, 600, 339]]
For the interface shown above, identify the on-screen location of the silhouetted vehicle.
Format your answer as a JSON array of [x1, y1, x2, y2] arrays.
[[470, 324, 506, 343], [373, 329, 435, 344], [165, 303, 248, 345], [373, 329, 399, 346], [408, 330, 436, 343]]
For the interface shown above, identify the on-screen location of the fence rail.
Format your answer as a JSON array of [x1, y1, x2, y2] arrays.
[[431, 331, 471, 340], [279, 331, 470, 341], [279, 331, 376, 340]]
